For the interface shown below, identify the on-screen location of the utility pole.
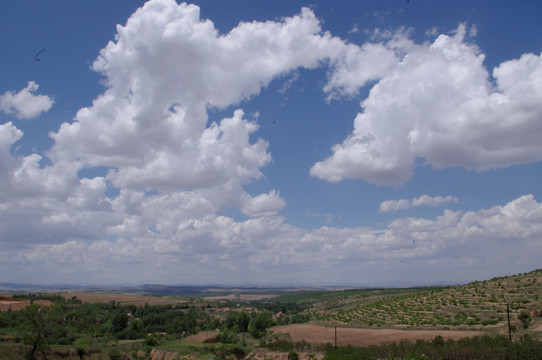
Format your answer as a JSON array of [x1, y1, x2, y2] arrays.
[[507, 303, 512, 341], [334, 326, 337, 348]]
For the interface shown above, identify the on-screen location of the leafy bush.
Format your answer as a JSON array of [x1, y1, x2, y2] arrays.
[[288, 350, 299, 360], [518, 310, 530, 322], [216, 328, 239, 344], [108, 347, 123, 360], [266, 339, 294, 351], [144, 334, 160, 346], [324, 344, 379, 360], [76, 347, 86, 360]]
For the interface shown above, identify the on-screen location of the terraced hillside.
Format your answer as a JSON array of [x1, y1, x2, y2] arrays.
[[309, 269, 542, 336]]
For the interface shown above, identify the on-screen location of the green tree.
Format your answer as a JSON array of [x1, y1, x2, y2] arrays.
[[248, 314, 271, 338], [225, 312, 250, 332], [19, 304, 61, 360], [216, 328, 239, 344], [111, 311, 128, 333]]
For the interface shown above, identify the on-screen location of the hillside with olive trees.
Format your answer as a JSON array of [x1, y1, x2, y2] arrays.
[[299, 269, 542, 338]]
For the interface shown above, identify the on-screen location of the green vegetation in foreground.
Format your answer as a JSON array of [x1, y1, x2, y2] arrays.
[[0, 292, 306, 359], [259, 335, 542, 360], [323, 334, 542, 360]]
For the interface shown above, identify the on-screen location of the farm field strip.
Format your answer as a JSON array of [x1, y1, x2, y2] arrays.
[[0, 298, 53, 311], [203, 293, 280, 301], [272, 324, 485, 347], [58, 292, 184, 306]]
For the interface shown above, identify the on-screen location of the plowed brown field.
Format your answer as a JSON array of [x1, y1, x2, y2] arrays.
[[182, 330, 219, 343], [272, 324, 484, 346], [0, 298, 53, 311], [60, 292, 184, 306]]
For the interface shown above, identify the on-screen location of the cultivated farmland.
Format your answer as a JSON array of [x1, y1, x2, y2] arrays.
[[58, 292, 185, 306], [272, 324, 484, 347], [304, 269, 542, 337], [0, 269, 541, 359], [0, 297, 53, 312]]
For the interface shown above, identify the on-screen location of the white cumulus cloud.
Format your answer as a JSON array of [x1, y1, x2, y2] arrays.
[[1, 2, 541, 286], [48, 0, 345, 197], [1, 1, 348, 254], [312, 24, 542, 186], [2, 194, 540, 285], [0, 81, 54, 119], [242, 190, 286, 218]]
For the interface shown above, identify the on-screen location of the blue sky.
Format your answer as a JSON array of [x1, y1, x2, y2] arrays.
[[1, 0, 541, 286]]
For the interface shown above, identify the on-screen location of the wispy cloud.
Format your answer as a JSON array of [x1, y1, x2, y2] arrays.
[[379, 195, 459, 213], [349, 23, 360, 35]]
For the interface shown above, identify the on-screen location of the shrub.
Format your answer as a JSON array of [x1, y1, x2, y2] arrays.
[[108, 348, 123, 360], [288, 350, 299, 360], [267, 339, 294, 352], [324, 344, 379, 360], [216, 328, 239, 344], [144, 334, 160, 346], [518, 310, 531, 328], [76, 347, 86, 360], [324, 335, 542, 360]]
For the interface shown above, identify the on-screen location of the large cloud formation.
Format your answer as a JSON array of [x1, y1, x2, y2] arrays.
[[49, 1, 347, 197], [2, 0, 346, 254], [0, 1, 541, 285], [312, 25, 542, 186], [2, 193, 541, 284]]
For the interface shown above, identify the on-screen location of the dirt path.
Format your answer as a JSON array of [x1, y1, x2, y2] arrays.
[[272, 324, 485, 347]]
